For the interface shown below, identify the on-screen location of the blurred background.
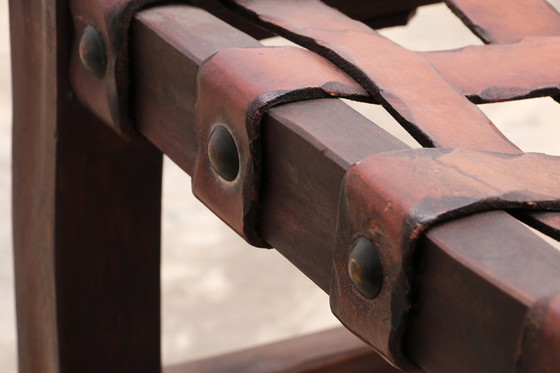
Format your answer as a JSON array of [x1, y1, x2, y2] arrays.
[[1, 1, 559, 372]]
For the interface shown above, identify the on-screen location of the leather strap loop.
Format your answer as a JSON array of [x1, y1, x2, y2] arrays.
[[332, 148, 560, 367], [192, 46, 368, 246], [70, 0, 166, 137]]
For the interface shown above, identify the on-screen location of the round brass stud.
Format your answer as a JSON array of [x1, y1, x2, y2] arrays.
[[348, 237, 383, 299], [208, 125, 239, 181], [79, 26, 107, 79]]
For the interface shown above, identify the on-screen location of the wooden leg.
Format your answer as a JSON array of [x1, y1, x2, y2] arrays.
[[10, 1, 162, 372]]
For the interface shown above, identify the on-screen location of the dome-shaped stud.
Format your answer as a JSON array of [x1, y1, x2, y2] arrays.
[[208, 125, 240, 181], [348, 237, 383, 299], [79, 26, 107, 79]]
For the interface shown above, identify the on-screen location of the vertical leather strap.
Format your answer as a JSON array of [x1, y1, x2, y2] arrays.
[[193, 46, 368, 245], [70, 0, 166, 137], [332, 148, 560, 367]]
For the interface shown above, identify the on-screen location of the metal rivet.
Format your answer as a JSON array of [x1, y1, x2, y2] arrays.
[[79, 26, 107, 79], [348, 237, 383, 299], [208, 126, 239, 181]]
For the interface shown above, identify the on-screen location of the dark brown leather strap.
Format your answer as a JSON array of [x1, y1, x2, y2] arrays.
[[423, 36, 560, 103], [221, 0, 560, 144], [221, 0, 512, 150], [70, 0, 169, 137], [221, 0, 560, 240], [445, 0, 560, 44], [193, 46, 368, 246], [332, 148, 560, 367]]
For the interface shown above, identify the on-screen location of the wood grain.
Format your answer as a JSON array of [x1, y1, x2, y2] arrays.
[[11, 0, 162, 371]]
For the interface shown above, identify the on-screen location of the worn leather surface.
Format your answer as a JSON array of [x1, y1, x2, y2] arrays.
[[192, 46, 368, 246], [332, 148, 560, 367], [220, 0, 560, 225], [70, 0, 166, 137]]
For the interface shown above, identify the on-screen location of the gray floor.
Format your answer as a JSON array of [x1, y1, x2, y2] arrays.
[[2, 2, 560, 372]]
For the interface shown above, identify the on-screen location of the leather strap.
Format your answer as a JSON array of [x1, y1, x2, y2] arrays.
[[445, 0, 560, 43], [515, 295, 560, 373], [332, 148, 560, 367], [221, 0, 560, 246], [193, 46, 368, 246], [70, 0, 166, 137]]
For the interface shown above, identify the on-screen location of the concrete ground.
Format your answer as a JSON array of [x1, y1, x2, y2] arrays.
[[1, 2, 559, 372]]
